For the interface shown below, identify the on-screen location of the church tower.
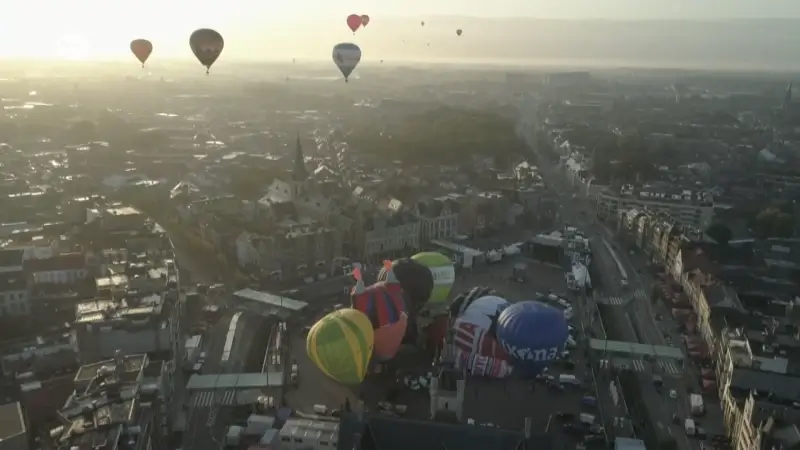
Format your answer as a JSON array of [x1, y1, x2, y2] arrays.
[[292, 133, 308, 199]]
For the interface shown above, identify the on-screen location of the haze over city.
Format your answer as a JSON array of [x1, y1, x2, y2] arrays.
[[3, 1, 800, 69]]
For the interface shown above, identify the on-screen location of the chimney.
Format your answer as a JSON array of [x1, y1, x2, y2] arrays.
[[523, 417, 532, 439]]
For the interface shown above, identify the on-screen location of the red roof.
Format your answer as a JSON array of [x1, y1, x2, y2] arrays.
[[24, 253, 86, 272]]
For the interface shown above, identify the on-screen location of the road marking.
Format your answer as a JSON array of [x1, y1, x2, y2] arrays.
[[656, 360, 682, 376], [190, 389, 237, 408], [602, 296, 625, 306], [633, 289, 647, 301]]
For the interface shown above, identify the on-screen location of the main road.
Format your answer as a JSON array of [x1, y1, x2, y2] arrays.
[[517, 107, 696, 449]]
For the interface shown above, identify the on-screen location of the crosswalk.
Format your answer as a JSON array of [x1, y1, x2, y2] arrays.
[[598, 358, 681, 376], [598, 288, 646, 306], [190, 389, 236, 408], [602, 296, 626, 306]]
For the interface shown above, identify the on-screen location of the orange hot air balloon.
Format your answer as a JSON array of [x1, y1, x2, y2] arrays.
[[130, 39, 153, 68], [347, 14, 362, 33], [189, 28, 224, 74], [361, 15, 370, 27]]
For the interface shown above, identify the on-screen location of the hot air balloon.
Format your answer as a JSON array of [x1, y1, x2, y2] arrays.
[[306, 308, 374, 385], [351, 262, 408, 361], [189, 28, 224, 74], [361, 15, 371, 27], [450, 286, 495, 318], [450, 287, 512, 378], [347, 14, 362, 33], [129, 39, 152, 68], [377, 258, 433, 314], [456, 29, 463, 36], [411, 252, 455, 314], [497, 301, 569, 376], [421, 21, 425, 27], [332, 43, 361, 83]]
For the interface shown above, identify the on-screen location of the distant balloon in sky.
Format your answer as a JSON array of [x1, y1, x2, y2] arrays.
[[189, 28, 224, 74], [456, 29, 463, 36], [332, 42, 361, 83], [129, 39, 152, 68], [421, 21, 425, 27], [347, 14, 362, 33], [361, 14, 371, 27]]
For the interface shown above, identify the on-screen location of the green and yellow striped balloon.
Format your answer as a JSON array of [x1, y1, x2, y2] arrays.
[[306, 308, 374, 385]]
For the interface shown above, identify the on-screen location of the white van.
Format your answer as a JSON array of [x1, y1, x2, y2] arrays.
[[559, 374, 580, 385], [564, 308, 574, 320], [313, 404, 328, 415], [557, 298, 571, 309]]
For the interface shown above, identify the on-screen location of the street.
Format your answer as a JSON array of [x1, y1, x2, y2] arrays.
[[519, 113, 701, 450]]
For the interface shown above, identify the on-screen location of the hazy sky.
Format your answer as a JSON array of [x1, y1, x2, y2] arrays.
[[2, 0, 800, 60]]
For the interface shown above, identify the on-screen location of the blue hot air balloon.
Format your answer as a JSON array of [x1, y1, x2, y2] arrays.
[[496, 301, 569, 376], [332, 43, 361, 83]]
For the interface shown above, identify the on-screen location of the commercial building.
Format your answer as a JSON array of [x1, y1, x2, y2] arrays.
[[598, 184, 714, 229]]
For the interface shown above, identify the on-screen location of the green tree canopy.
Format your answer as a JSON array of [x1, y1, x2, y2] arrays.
[[755, 206, 796, 238], [706, 223, 733, 245], [348, 106, 527, 165]]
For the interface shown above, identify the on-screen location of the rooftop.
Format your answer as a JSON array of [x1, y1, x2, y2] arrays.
[[0, 402, 26, 440]]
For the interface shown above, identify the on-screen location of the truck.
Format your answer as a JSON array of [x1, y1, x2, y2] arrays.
[[184, 335, 202, 363], [689, 393, 704, 416], [684, 418, 696, 436]]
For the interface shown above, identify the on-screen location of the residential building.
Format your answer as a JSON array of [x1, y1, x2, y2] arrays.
[[357, 209, 420, 260], [0, 270, 29, 316], [54, 353, 165, 450], [73, 294, 172, 363], [598, 184, 714, 229], [414, 196, 459, 243], [24, 253, 88, 285], [0, 402, 27, 450]]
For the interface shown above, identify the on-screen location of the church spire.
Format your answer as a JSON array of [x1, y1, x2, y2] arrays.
[[293, 132, 308, 181]]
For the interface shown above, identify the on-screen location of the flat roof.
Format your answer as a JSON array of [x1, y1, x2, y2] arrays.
[[589, 339, 684, 360], [730, 368, 800, 403], [0, 402, 25, 439], [186, 372, 284, 390], [233, 289, 307, 312]]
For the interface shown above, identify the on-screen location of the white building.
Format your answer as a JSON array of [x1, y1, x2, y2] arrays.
[[596, 184, 714, 230]]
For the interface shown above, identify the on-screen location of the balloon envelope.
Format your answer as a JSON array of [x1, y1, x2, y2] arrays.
[[411, 252, 455, 313], [189, 28, 224, 70], [377, 258, 433, 314], [351, 281, 406, 329], [332, 43, 361, 81], [129, 39, 152, 65], [306, 308, 374, 385], [373, 313, 408, 361], [347, 14, 362, 32], [452, 314, 512, 378], [421, 21, 425, 27], [360, 15, 371, 27], [456, 29, 463, 36], [497, 301, 569, 376], [450, 286, 496, 318]]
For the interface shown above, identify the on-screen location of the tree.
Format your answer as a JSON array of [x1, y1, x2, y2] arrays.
[[755, 207, 796, 238], [706, 223, 733, 245], [348, 106, 527, 165]]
